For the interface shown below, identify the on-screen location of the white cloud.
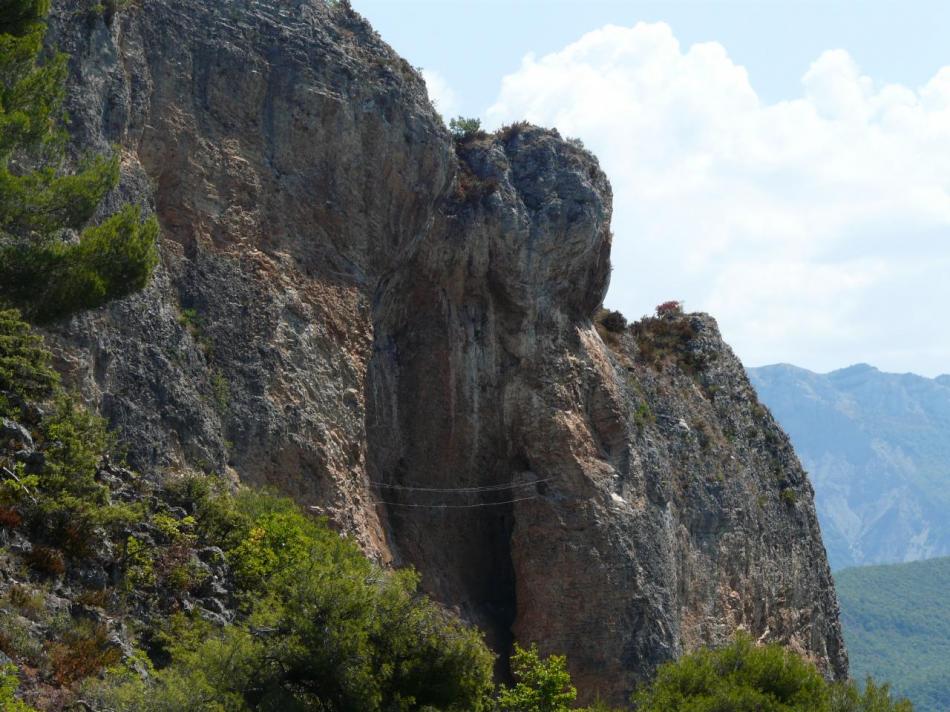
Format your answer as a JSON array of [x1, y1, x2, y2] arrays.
[[422, 69, 460, 120], [485, 22, 950, 376]]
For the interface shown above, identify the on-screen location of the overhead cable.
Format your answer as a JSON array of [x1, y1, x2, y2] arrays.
[[372, 494, 539, 509], [367, 478, 551, 494]]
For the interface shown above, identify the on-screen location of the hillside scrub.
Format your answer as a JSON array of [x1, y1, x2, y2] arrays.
[[85, 483, 497, 711], [1, 310, 497, 710]]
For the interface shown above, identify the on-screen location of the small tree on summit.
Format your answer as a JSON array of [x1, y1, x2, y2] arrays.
[[449, 115, 483, 140]]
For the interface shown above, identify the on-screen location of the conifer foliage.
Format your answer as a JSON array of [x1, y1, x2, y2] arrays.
[[0, 0, 158, 322]]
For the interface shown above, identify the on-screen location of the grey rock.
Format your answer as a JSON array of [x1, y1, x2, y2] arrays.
[[199, 597, 228, 616], [0, 418, 32, 450], [73, 563, 111, 591], [197, 608, 231, 627]]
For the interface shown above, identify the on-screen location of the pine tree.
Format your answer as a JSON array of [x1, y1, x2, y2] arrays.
[[0, 0, 158, 322]]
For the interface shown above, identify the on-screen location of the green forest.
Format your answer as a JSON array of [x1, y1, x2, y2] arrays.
[[836, 557, 950, 712]]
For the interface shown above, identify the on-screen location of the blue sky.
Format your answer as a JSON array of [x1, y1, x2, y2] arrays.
[[353, 1, 950, 377]]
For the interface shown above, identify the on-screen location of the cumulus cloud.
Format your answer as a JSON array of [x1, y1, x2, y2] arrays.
[[486, 23, 950, 375], [422, 68, 460, 120]]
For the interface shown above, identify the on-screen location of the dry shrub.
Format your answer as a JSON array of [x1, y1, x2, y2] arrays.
[[27, 546, 65, 576], [595, 308, 628, 333], [497, 120, 531, 143], [7, 584, 45, 618], [48, 622, 121, 685], [76, 588, 111, 609], [631, 312, 703, 373], [454, 163, 499, 206], [0, 507, 22, 529]]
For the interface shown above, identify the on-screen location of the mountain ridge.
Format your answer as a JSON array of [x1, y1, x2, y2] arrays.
[[749, 362, 950, 569]]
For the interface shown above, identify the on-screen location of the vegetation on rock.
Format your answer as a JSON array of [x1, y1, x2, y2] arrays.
[[0, 0, 158, 322], [85, 483, 497, 711], [0, 664, 37, 711], [0, 309, 497, 710], [449, 116, 483, 140], [630, 304, 706, 372], [0, 3, 919, 711]]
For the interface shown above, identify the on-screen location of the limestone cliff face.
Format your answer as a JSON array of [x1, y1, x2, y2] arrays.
[[45, 0, 846, 702]]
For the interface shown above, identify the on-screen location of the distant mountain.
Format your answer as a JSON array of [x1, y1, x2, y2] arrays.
[[835, 557, 950, 712], [748, 363, 950, 569]]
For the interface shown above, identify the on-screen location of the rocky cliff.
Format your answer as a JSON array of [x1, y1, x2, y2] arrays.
[[43, 0, 846, 702]]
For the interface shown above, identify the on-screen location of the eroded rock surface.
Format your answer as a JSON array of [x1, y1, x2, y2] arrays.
[[45, 0, 846, 701]]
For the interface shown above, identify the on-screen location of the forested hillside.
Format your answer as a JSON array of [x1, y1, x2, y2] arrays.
[[836, 556, 950, 712]]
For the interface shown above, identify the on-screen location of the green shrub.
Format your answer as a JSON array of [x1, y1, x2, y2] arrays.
[[210, 370, 230, 412], [0, 308, 59, 417], [0, 206, 160, 323], [634, 402, 654, 430], [0, 663, 38, 711], [95, 485, 496, 711], [449, 116, 483, 140], [0, 1, 159, 323], [0, 312, 149, 558], [0, 610, 43, 663], [498, 643, 577, 712], [631, 634, 913, 712]]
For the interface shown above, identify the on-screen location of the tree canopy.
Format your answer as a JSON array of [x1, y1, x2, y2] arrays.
[[0, 0, 158, 322], [632, 635, 913, 712]]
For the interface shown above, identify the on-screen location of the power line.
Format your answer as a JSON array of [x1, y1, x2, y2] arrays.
[[367, 478, 551, 494], [372, 495, 539, 509]]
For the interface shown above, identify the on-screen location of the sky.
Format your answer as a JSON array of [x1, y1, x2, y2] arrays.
[[353, 1, 950, 377]]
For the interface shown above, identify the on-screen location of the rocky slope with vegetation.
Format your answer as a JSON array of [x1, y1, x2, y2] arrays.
[[0, 0, 850, 705], [0, 312, 496, 709]]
